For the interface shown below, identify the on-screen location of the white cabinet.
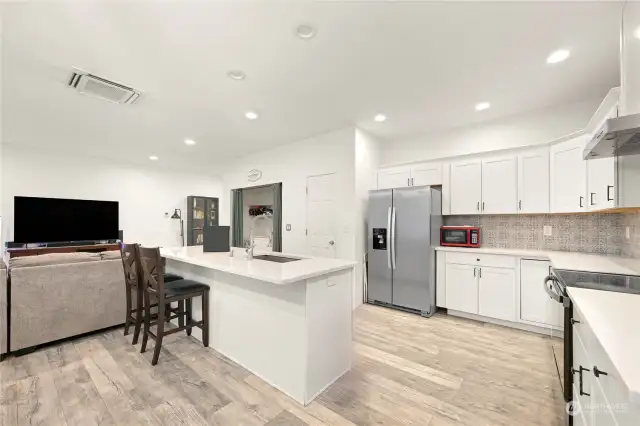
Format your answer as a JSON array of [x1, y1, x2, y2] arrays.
[[445, 263, 478, 314], [450, 160, 482, 215], [411, 163, 442, 186], [377, 167, 410, 189], [518, 148, 550, 213], [587, 103, 618, 211], [550, 136, 588, 213], [520, 259, 563, 328], [481, 156, 518, 214], [478, 267, 515, 321]]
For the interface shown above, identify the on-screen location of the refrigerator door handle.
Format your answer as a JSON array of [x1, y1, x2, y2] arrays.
[[391, 206, 397, 270], [387, 207, 392, 269]]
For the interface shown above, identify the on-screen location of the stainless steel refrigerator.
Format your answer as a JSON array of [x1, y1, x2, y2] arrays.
[[367, 186, 442, 316]]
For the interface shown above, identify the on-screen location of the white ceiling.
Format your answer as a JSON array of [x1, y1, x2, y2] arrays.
[[1, 1, 622, 173]]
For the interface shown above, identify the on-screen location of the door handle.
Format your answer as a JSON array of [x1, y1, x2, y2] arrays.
[[579, 196, 584, 208], [593, 366, 608, 378], [572, 366, 590, 396], [329, 240, 335, 246], [607, 185, 614, 201], [391, 207, 397, 270], [387, 207, 392, 269], [590, 192, 596, 206]]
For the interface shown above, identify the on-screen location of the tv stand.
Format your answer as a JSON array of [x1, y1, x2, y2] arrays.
[[6, 243, 120, 258]]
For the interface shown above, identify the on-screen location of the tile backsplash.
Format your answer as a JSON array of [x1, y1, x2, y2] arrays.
[[443, 213, 628, 255]]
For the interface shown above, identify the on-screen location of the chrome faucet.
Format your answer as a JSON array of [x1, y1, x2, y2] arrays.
[[245, 212, 273, 260]]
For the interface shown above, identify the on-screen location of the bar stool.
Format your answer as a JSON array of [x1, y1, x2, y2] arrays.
[[138, 246, 210, 365], [120, 243, 184, 345]]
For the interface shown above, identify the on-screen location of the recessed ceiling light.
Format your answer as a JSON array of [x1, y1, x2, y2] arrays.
[[374, 114, 387, 122], [546, 49, 570, 64], [149, 155, 159, 161], [227, 70, 246, 80], [245, 111, 259, 120], [475, 102, 490, 111], [295, 24, 316, 39], [184, 139, 196, 146]]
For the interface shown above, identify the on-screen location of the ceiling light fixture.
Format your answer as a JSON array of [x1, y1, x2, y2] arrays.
[[374, 114, 387, 122], [149, 155, 159, 161], [227, 70, 246, 80], [475, 102, 490, 111], [546, 49, 570, 64], [245, 111, 259, 120], [295, 24, 316, 39], [184, 139, 196, 146]]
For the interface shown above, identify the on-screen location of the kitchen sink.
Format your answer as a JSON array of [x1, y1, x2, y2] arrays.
[[253, 254, 301, 263]]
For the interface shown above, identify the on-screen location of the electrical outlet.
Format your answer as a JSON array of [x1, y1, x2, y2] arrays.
[[626, 227, 631, 240], [543, 225, 553, 237], [286, 224, 292, 231]]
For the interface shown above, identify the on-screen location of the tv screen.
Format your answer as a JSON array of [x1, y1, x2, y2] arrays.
[[14, 196, 119, 244]]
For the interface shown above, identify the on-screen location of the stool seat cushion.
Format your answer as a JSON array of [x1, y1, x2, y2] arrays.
[[163, 273, 183, 283], [165, 279, 209, 296]]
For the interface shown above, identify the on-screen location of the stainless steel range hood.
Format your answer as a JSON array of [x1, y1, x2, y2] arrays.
[[583, 113, 640, 159]]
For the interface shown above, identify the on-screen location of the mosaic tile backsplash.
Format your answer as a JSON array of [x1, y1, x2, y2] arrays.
[[443, 213, 631, 255]]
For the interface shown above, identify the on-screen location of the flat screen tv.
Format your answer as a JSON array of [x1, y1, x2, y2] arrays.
[[14, 196, 119, 244]]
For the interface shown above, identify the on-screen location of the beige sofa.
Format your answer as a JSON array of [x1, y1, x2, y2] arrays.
[[9, 251, 125, 352]]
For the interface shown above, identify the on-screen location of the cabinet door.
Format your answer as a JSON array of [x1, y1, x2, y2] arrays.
[[587, 104, 617, 211], [450, 160, 482, 215], [481, 156, 518, 214], [590, 381, 618, 426], [377, 168, 411, 189], [520, 259, 563, 328], [411, 163, 442, 186], [478, 267, 515, 321], [518, 148, 550, 213], [445, 263, 478, 314], [573, 330, 592, 424], [550, 136, 587, 213]]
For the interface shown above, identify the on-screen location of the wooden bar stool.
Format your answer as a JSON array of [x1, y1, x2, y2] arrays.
[[120, 243, 184, 345], [138, 246, 210, 365]]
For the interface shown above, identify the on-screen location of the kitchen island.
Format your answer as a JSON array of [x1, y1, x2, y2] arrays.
[[160, 246, 357, 405]]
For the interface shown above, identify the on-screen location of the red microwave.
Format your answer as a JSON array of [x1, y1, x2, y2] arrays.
[[440, 226, 481, 247]]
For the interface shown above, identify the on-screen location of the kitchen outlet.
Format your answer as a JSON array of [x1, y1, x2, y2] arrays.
[[543, 225, 553, 237], [626, 227, 631, 240], [286, 224, 292, 231]]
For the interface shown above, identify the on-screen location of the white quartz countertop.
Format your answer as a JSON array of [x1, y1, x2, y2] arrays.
[[567, 287, 640, 402], [435, 246, 640, 276], [160, 246, 357, 285]]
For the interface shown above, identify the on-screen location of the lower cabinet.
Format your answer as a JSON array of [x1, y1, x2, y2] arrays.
[[445, 263, 478, 314], [520, 259, 563, 328], [478, 267, 515, 321]]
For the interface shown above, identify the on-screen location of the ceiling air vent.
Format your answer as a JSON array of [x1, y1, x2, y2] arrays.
[[68, 69, 141, 105]]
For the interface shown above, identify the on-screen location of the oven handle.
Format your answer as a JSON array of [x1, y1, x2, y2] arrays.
[[544, 275, 563, 303]]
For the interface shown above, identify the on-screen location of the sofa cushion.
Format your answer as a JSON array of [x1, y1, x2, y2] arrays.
[[10, 252, 100, 268]]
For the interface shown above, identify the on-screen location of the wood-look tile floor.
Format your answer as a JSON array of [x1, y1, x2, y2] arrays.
[[0, 305, 566, 426]]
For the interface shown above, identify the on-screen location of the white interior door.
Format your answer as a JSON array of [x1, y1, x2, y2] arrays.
[[306, 173, 337, 258], [481, 156, 518, 214]]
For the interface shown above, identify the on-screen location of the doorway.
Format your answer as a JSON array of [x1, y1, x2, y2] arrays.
[[231, 183, 282, 252], [306, 173, 337, 258]]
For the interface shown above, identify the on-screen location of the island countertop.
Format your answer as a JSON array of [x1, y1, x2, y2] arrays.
[[160, 246, 357, 285]]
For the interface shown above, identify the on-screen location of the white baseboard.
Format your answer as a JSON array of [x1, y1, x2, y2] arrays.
[[447, 309, 564, 338]]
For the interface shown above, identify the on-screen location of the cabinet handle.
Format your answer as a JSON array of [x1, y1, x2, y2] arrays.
[[473, 267, 476, 277], [407, 178, 410, 186], [482, 202, 485, 211], [607, 185, 614, 201], [593, 366, 608, 378], [519, 200, 522, 210], [411, 177, 414, 186], [579, 196, 584, 208], [571, 318, 581, 325], [572, 366, 590, 396], [479, 267, 482, 278], [590, 192, 596, 206], [477, 201, 480, 211]]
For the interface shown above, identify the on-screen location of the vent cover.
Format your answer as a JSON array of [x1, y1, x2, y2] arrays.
[[68, 69, 140, 105]]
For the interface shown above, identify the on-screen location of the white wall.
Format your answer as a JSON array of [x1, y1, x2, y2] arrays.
[[242, 185, 274, 243], [2, 143, 223, 247], [354, 129, 381, 306], [221, 127, 357, 263], [380, 98, 602, 166], [622, 2, 640, 115]]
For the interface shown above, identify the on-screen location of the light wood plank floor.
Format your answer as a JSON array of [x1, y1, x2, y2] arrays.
[[0, 305, 565, 426]]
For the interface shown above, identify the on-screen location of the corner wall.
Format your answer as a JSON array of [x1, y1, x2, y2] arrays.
[[2, 143, 223, 247]]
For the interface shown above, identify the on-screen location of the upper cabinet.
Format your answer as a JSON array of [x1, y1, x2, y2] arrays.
[[377, 167, 410, 189], [587, 102, 618, 211], [481, 156, 518, 214], [377, 162, 442, 189], [450, 160, 482, 214], [518, 147, 550, 214], [550, 136, 588, 213]]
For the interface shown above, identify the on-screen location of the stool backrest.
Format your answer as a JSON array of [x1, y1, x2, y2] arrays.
[[120, 243, 141, 288], [138, 246, 164, 296]]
